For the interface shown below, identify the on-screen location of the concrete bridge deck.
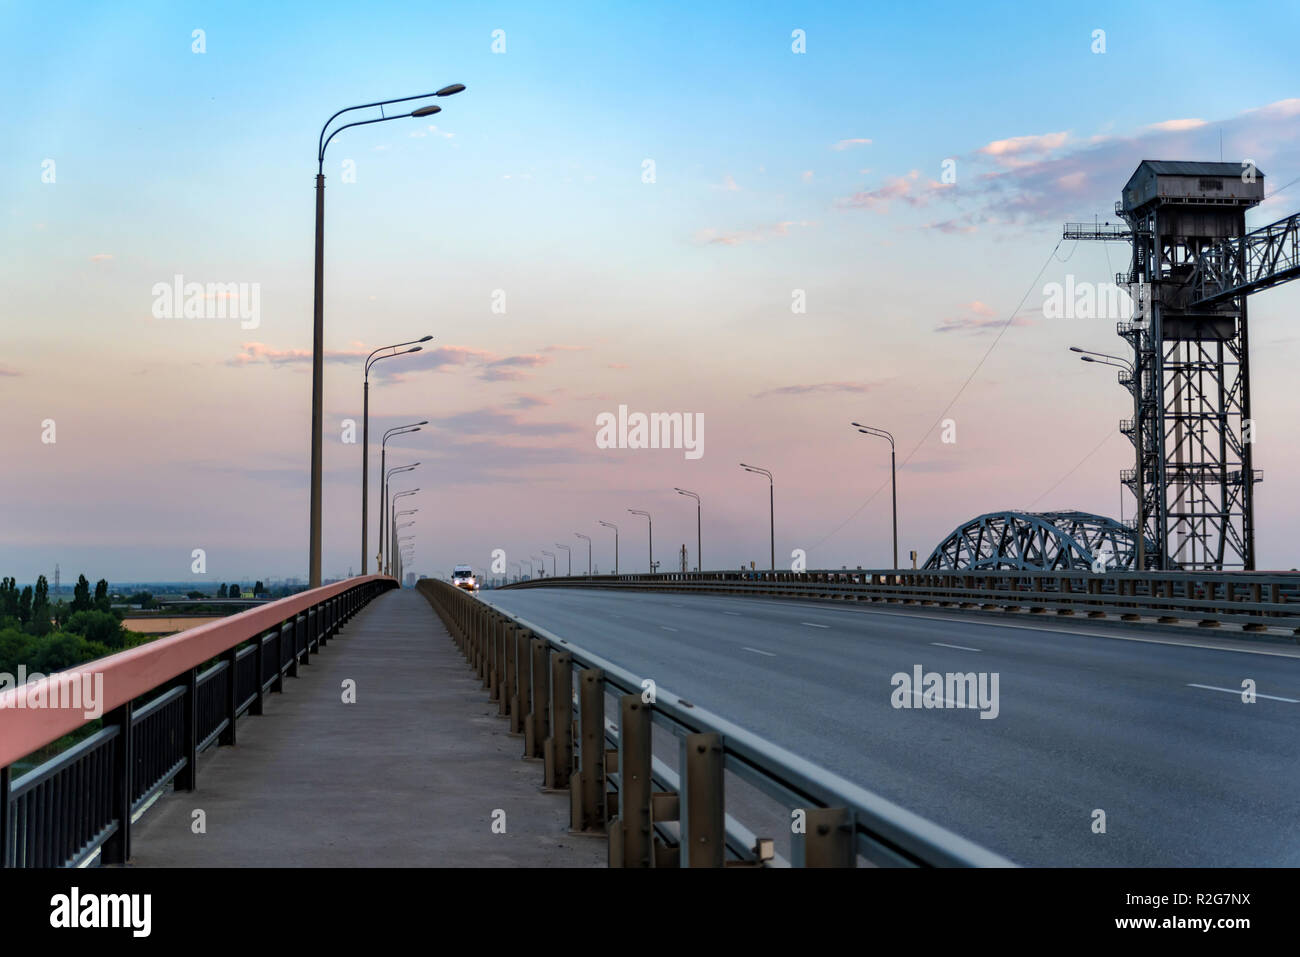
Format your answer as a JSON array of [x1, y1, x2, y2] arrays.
[[127, 588, 602, 867]]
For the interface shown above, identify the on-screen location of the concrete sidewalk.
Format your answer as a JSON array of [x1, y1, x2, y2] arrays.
[[128, 588, 603, 867]]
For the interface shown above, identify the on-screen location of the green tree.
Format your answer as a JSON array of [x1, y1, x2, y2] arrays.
[[51, 599, 70, 629], [94, 578, 110, 612], [217, 584, 227, 598], [187, 590, 206, 600], [228, 583, 241, 598], [29, 575, 52, 636], [33, 632, 84, 672], [1, 577, 19, 617], [254, 581, 265, 596], [18, 585, 32, 625], [65, 610, 126, 649], [72, 574, 92, 612]]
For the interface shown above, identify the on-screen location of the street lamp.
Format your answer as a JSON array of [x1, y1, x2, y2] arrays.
[[530, 555, 543, 578], [850, 424, 898, 570], [389, 488, 418, 575], [542, 550, 556, 577], [362, 339, 430, 572], [628, 510, 653, 573], [555, 544, 571, 576], [379, 423, 425, 570], [383, 463, 419, 570], [525, 558, 535, 578], [309, 83, 465, 586], [598, 521, 619, 576], [1071, 345, 1145, 570], [674, 488, 701, 571], [575, 532, 592, 575], [739, 464, 774, 571]]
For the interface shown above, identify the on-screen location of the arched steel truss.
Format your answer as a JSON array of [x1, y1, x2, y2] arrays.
[[922, 510, 1161, 571]]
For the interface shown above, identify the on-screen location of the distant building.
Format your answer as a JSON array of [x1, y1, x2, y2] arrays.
[[404, 573, 416, 588]]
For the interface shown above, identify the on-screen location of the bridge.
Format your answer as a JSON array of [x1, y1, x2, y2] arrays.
[[3, 564, 1298, 869]]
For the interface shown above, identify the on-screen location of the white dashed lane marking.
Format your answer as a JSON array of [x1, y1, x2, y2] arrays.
[[743, 647, 777, 657], [931, 642, 981, 652], [1188, 683, 1299, 703]]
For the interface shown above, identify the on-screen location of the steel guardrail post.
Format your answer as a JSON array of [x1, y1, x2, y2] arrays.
[[572, 667, 607, 831], [100, 701, 133, 865], [511, 628, 530, 735], [496, 620, 509, 716], [616, 694, 653, 867], [174, 667, 198, 790], [488, 615, 499, 702], [251, 632, 265, 716], [219, 646, 238, 746], [272, 622, 285, 691], [527, 637, 549, 760], [792, 807, 855, 867], [0, 765, 9, 869], [679, 731, 725, 867], [546, 651, 573, 790]]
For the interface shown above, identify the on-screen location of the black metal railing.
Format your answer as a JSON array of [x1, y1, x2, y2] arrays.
[[499, 568, 1300, 636], [1, 576, 394, 867]]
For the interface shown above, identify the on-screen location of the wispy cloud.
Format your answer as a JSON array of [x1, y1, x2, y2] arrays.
[[694, 220, 814, 246], [753, 381, 875, 398], [712, 173, 741, 191], [832, 138, 872, 150]]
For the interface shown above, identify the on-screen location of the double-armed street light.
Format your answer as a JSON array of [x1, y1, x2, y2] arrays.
[[739, 465, 774, 571], [598, 521, 619, 575], [673, 488, 701, 572], [309, 83, 465, 586], [379, 424, 425, 569], [1070, 345, 1145, 569], [555, 543, 571, 576], [389, 488, 418, 575], [362, 340, 431, 572], [627, 510, 652, 573], [850, 423, 898, 570], [575, 532, 592, 575]]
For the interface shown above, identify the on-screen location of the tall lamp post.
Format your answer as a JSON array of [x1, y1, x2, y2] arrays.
[[674, 488, 701, 571], [389, 488, 418, 575], [362, 340, 429, 572], [850, 423, 898, 570], [1071, 345, 1145, 570], [575, 532, 592, 575], [309, 83, 465, 587], [739, 464, 774, 571], [628, 510, 653, 573], [542, 550, 556, 577], [379, 423, 425, 569], [383, 463, 419, 571], [530, 555, 543, 578], [555, 544, 571, 576], [598, 521, 619, 575]]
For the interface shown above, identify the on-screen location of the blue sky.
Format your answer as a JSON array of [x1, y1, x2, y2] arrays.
[[2, 0, 1299, 581]]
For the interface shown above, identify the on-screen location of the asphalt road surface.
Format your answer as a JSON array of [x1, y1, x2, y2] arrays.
[[481, 587, 1300, 867]]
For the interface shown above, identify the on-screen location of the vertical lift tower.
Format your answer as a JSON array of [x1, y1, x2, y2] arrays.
[[1067, 161, 1300, 570]]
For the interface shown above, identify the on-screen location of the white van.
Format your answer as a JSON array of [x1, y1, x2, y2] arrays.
[[452, 565, 478, 592]]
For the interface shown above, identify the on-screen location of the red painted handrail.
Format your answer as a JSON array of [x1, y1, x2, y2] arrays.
[[0, 575, 393, 768]]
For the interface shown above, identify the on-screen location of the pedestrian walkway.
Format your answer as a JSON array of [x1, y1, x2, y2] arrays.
[[128, 588, 603, 867]]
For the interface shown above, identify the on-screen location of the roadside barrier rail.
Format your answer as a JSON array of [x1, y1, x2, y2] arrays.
[[418, 578, 1014, 868], [500, 568, 1300, 636], [0, 575, 394, 867]]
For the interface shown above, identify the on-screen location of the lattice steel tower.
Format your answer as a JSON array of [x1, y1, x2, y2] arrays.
[[1069, 161, 1269, 569]]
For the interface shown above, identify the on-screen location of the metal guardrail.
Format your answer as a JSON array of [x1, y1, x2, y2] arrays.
[[418, 578, 1014, 868], [0, 575, 394, 867], [500, 568, 1300, 636]]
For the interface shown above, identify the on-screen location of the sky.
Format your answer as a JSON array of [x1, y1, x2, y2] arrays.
[[2, 0, 1299, 583]]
